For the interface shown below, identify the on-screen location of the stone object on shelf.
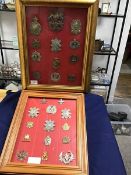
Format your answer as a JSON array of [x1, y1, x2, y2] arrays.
[[101, 44, 113, 52], [94, 39, 104, 51], [98, 73, 110, 84]]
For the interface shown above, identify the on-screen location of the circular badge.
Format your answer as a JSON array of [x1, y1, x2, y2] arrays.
[[51, 72, 60, 82]]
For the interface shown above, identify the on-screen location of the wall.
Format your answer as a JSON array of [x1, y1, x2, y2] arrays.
[[0, 11, 19, 65], [92, 0, 131, 102], [109, 0, 131, 102]]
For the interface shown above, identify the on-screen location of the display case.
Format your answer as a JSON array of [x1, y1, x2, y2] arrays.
[[0, 90, 87, 174], [16, 0, 98, 92], [0, 0, 98, 174]]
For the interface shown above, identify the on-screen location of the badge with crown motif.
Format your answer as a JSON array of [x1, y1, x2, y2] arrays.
[[30, 16, 42, 35], [62, 123, 70, 131], [48, 11, 64, 32]]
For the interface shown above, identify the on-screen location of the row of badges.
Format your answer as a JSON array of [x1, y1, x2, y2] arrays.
[[32, 54, 79, 63], [30, 13, 81, 35], [26, 121, 70, 131], [16, 150, 74, 164], [31, 38, 80, 50], [23, 134, 71, 145], [28, 106, 71, 119], [32, 72, 76, 82]]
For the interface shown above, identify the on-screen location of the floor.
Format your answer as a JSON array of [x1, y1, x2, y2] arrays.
[[115, 73, 131, 98], [113, 60, 131, 175]]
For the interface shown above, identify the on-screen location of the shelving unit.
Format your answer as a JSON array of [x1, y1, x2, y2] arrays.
[[0, 8, 21, 87], [0, 9, 15, 12], [92, 0, 129, 103]]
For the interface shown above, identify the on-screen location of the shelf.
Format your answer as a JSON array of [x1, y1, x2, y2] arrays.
[[99, 13, 124, 18], [0, 40, 19, 50], [90, 82, 111, 86], [94, 48, 116, 55], [0, 8, 15, 12], [0, 47, 19, 50], [0, 76, 21, 82]]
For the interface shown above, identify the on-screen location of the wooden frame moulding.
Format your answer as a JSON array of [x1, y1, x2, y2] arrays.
[[0, 90, 88, 175], [16, 0, 97, 92]]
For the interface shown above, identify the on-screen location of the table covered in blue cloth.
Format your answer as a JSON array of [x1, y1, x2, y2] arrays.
[[0, 91, 127, 175]]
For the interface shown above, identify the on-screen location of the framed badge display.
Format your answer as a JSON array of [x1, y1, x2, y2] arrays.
[[16, 0, 98, 92], [0, 90, 87, 174]]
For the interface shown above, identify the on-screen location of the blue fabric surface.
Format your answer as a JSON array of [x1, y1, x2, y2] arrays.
[[0, 91, 21, 154], [85, 93, 127, 175], [0, 91, 127, 175]]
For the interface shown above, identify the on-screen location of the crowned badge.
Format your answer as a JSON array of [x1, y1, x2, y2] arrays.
[[62, 123, 70, 131]]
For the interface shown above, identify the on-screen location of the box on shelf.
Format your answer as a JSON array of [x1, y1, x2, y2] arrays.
[[106, 104, 131, 136], [0, 0, 98, 174]]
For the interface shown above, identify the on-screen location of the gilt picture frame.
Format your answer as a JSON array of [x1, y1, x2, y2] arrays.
[[0, 90, 88, 175], [16, 0, 98, 92]]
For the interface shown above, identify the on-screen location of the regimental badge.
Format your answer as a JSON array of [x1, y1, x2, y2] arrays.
[[46, 105, 57, 114], [30, 16, 42, 35], [41, 152, 48, 161], [52, 58, 60, 69], [70, 39, 80, 49], [71, 19, 81, 35], [16, 150, 28, 161], [62, 123, 70, 131], [58, 99, 64, 104], [41, 98, 47, 104], [61, 109, 71, 119], [70, 55, 79, 63], [48, 11, 64, 32], [51, 72, 60, 82], [44, 120, 55, 132], [51, 38, 61, 52], [33, 71, 41, 80], [26, 122, 34, 128], [32, 51, 41, 61], [62, 136, 70, 144], [68, 74, 76, 82], [59, 151, 74, 164], [44, 136, 51, 146], [32, 39, 40, 49], [23, 134, 31, 142], [28, 107, 39, 118]]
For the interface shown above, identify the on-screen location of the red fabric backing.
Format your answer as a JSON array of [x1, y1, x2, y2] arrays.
[[11, 98, 77, 166], [25, 6, 88, 86]]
